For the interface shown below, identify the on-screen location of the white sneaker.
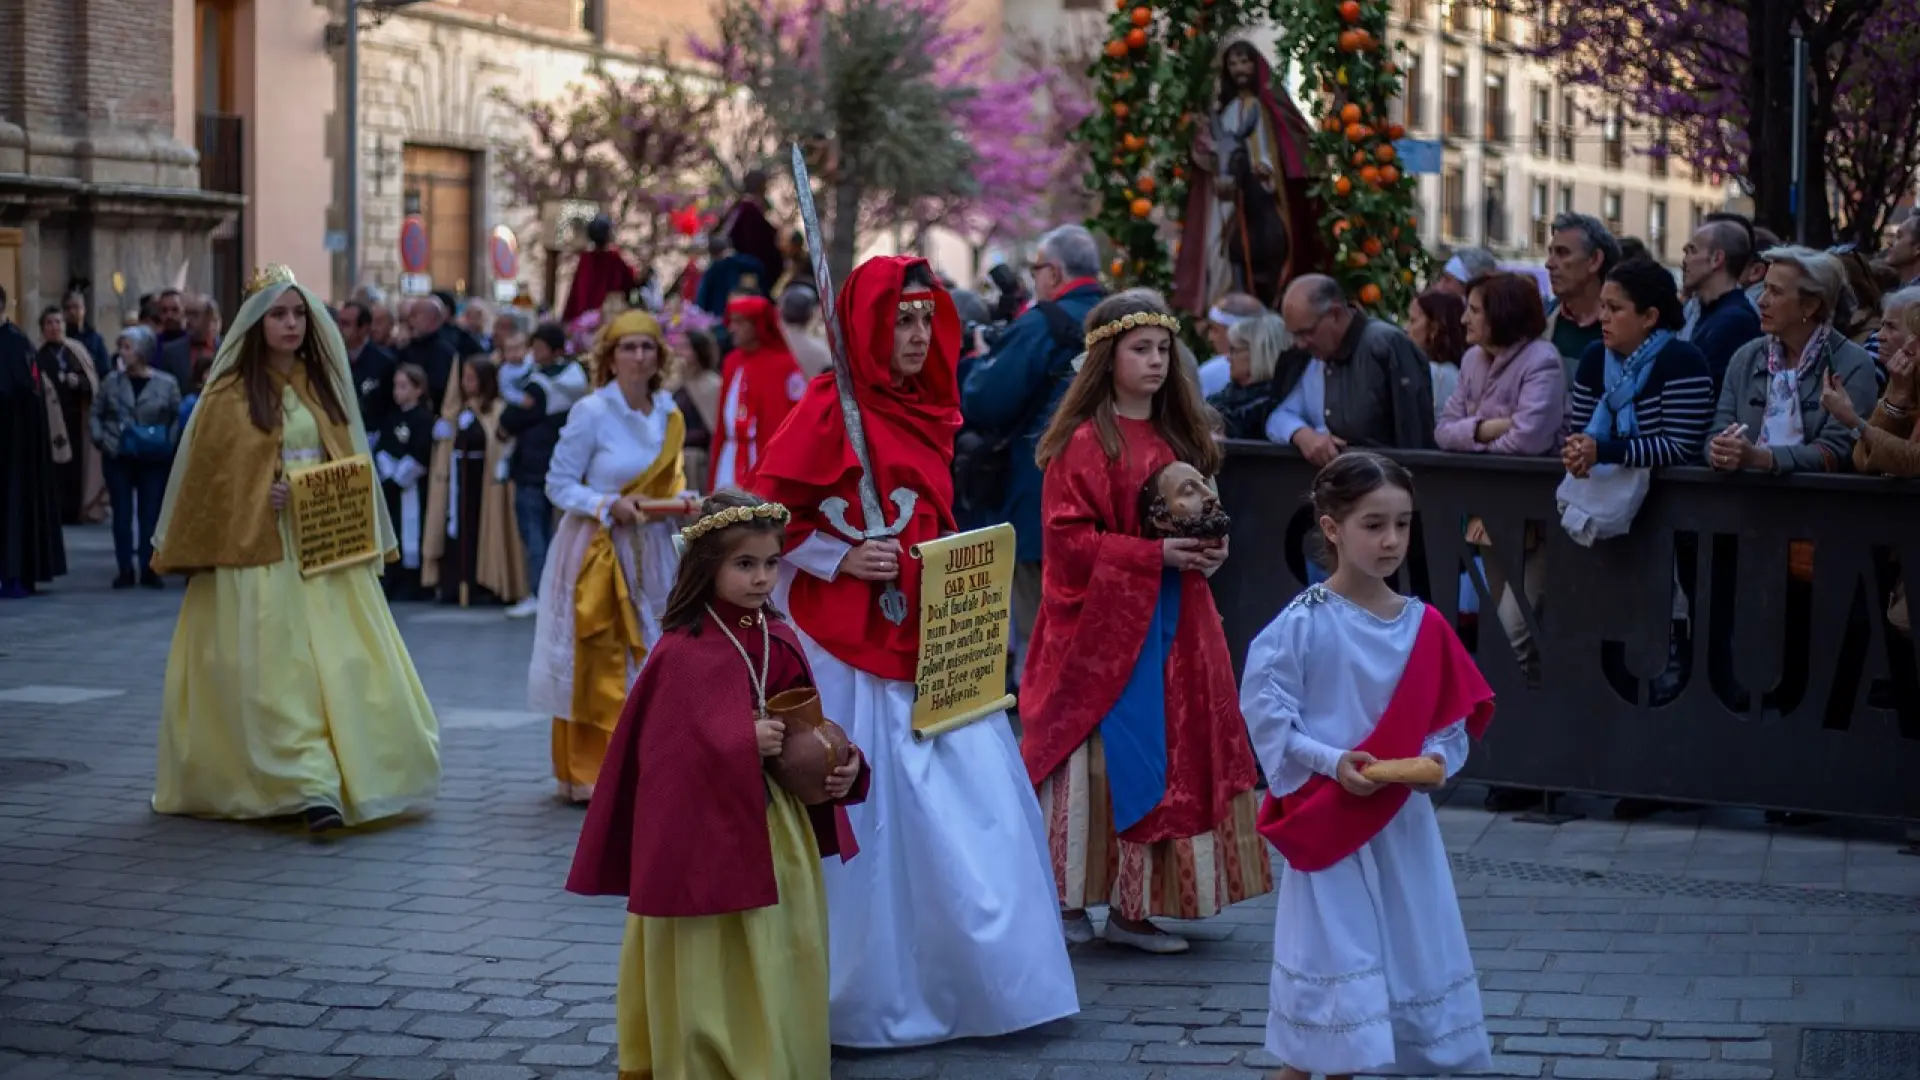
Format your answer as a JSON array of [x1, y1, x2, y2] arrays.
[[506, 596, 540, 619], [1102, 918, 1190, 954], [1062, 913, 1096, 945]]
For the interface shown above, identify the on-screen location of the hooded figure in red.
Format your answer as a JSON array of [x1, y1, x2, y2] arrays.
[[710, 294, 805, 492], [752, 256, 962, 681], [1172, 41, 1324, 315]]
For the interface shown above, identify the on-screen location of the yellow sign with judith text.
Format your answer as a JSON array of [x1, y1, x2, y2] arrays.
[[910, 523, 1019, 741], [289, 454, 382, 578]]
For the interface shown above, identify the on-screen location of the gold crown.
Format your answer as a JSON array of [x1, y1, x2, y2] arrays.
[[680, 502, 792, 544], [1085, 311, 1181, 349], [245, 264, 297, 298]]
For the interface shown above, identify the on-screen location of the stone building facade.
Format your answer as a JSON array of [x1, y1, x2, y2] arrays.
[[0, 0, 240, 328]]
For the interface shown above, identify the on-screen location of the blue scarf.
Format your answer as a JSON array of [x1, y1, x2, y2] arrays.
[[1586, 330, 1672, 440], [1099, 571, 1183, 834]]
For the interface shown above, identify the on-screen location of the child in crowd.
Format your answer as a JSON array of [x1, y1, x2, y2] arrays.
[[371, 363, 434, 601], [1242, 451, 1496, 1079], [566, 490, 869, 1080]]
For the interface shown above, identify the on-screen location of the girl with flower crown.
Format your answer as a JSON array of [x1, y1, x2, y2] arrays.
[[568, 489, 869, 1080], [149, 265, 440, 833], [1020, 288, 1273, 953]]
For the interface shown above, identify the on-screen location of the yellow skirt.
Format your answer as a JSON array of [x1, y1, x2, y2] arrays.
[[153, 530, 441, 826], [617, 783, 830, 1080], [553, 719, 612, 790]]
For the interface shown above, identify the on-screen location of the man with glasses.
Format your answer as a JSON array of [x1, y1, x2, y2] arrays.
[[1269, 274, 1436, 468], [960, 224, 1106, 682]]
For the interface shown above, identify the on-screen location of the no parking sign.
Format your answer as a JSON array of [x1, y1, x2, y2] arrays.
[[399, 215, 430, 275]]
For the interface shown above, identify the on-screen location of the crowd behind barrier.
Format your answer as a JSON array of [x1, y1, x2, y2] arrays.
[[1211, 441, 1920, 824]]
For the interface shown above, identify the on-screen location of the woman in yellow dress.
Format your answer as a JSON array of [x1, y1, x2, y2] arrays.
[[528, 310, 691, 803], [150, 265, 440, 833]]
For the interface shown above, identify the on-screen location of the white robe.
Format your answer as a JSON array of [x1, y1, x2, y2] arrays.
[[777, 532, 1080, 1049], [1241, 586, 1491, 1077]]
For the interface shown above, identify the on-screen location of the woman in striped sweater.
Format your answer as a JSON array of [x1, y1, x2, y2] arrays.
[[1562, 257, 1715, 476]]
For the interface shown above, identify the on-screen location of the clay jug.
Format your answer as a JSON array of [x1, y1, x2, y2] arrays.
[[764, 687, 852, 805]]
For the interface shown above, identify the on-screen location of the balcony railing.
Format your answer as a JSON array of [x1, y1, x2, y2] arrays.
[[1557, 126, 1575, 161], [1532, 119, 1551, 156], [196, 112, 244, 196]]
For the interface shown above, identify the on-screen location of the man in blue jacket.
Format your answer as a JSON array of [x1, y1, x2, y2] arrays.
[[960, 224, 1105, 682]]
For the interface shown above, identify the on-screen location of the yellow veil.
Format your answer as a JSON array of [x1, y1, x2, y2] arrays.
[[152, 265, 398, 560]]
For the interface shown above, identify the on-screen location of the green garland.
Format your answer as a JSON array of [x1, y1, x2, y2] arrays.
[[1074, 0, 1428, 317]]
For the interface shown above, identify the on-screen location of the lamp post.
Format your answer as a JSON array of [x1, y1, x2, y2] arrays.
[[1789, 23, 1809, 245], [345, 0, 360, 290]]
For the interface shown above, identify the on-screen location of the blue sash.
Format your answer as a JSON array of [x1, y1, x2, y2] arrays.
[[1099, 570, 1183, 834]]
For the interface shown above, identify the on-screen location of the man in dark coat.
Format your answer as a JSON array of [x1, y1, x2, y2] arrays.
[[0, 284, 67, 597], [338, 300, 399, 431]]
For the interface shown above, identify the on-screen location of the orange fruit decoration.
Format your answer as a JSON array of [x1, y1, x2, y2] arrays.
[[1345, 122, 1367, 142], [1113, 102, 1130, 120], [1105, 38, 1129, 59], [1340, 103, 1363, 125], [1387, 122, 1407, 140], [1116, 0, 1127, 8], [1379, 164, 1399, 184], [1173, 166, 1186, 180], [1349, 252, 1370, 268], [1362, 237, 1384, 256], [1138, 175, 1157, 195], [1351, 151, 1366, 166], [1186, 25, 1197, 37], [1322, 116, 1341, 132], [1340, 0, 1362, 21], [1123, 133, 1146, 152], [1338, 30, 1361, 51], [1333, 176, 1353, 196], [1127, 27, 1148, 48], [1131, 6, 1152, 26], [1111, 258, 1126, 277], [1401, 269, 1416, 283], [1332, 219, 1352, 237], [1375, 143, 1396, 162], [1360, 164, 1381, 185], [1355, 29, 1376, 50], [1359, 283, 1382, 305], [1130, 197, 1153, 218]]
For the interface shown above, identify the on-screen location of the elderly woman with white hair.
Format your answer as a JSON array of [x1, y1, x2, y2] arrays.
[[1707, 245, 1879, 473], [90, 324, 182, 588], [1206, 311, 1307, 439], [1831, 288, 1920, 478]]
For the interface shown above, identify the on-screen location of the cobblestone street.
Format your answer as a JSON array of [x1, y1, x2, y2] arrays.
[[1, 528, 1916, 1080]]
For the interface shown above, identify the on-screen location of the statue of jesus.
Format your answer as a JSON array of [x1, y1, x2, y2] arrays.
[[1173, 41, 1323, 317]]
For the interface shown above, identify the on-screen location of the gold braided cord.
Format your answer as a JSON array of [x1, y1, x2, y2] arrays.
[[680, 502, 792, 544], [1085, 311, 1181, 349]]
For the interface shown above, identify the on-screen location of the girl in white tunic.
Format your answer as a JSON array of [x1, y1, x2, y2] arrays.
[[528, 310, 689, 803], [1241, 451, 1495, 1079]]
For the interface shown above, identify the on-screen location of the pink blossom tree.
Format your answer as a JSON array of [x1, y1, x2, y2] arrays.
[[1516, 0, 1920, 246], [691, 0, 1079, 280]]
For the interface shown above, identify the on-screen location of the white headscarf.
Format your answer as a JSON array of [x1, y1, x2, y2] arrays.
[[154, 266, 397, 560]]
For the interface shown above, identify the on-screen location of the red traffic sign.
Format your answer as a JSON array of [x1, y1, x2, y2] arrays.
[[399, 215, 430, 274], [489, 226, 519, 280]]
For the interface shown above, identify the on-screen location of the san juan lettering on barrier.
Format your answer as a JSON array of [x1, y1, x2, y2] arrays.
[[909, 523, 1019, 740], [289, 454, 382, 578]]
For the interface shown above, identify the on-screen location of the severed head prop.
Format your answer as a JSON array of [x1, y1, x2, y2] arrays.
[[1138, 461, 1233, 540]]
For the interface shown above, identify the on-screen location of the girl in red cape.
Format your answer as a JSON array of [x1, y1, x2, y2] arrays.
[[566, 489, 871, 1080], [751, 255, 1079, 1048], [1020, 289, 1272, 954], [710, 294, 804, 492], [1241, 452, 1495, 1080]]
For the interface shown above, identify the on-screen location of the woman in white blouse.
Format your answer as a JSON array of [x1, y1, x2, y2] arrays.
[[527, 310, 689, 803]]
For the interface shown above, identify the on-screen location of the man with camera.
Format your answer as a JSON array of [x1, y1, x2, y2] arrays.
[[959, 224, 1106, 683]]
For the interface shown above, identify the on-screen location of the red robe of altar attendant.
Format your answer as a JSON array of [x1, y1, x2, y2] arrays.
[[710, 295, 805, 493], [566, 602, 869, 918], [1017, 417, 1260, 844], [562, 247, 639, 325]]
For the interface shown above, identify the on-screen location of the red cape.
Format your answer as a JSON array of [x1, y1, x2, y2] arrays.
[[752, 255, 962, 681], [562, 248, 638, 325], [1017, 418, 1262, 843], [1172, 50, 1323, 315], [710, 294, 804, 491], [1257, 604, 1494, 872], [566, 613, 869, 918]]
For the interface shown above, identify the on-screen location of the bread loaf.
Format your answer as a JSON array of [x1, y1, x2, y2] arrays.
[[1359, 756, 1444, 787]]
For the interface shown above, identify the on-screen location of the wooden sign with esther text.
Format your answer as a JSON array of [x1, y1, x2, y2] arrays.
[[909, 523, 1018, 740], [289, 454, 382, 578]]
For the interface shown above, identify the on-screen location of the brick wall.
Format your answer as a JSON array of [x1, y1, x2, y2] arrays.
[[426, 0, 579, 36], [14, 3, 81, 131], [73, 0, 175, 132], [0, 1, 23, 125], [606, 0, 713, 55]]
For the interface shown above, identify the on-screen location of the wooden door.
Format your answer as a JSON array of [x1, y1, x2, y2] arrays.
[[402, 145, 476, 295]]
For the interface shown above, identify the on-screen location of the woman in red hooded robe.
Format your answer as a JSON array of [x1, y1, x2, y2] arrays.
[[751, 255, 1078, 1048], [710, 294, 804, 492]]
